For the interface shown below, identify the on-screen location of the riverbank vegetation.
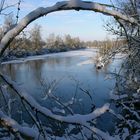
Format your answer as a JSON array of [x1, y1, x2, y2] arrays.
[[0, 21, 86, 60], [0, 14, 126, 61], [105, 0, 140, 139]]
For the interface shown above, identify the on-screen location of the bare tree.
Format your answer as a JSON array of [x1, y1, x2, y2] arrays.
[[30, 24, 42, 52]]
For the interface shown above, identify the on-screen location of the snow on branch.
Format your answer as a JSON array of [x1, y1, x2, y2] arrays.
[[0, 109, 41, 139], [110, 92, 140, 100], [0, 72, 117, 140], [0, 0, 139, 56]]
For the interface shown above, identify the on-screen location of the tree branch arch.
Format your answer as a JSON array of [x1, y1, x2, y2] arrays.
[[0, 0, 139, 56]]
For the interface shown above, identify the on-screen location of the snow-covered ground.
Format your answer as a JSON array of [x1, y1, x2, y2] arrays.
[[1, 49, 98, 65]]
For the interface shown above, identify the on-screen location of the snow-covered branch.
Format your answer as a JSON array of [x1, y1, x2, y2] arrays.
[[0, 109, 41, 139], [0, 72, 117, 140], [0, 72, 109, 123], [110, 92, 140, 101], [0, 0, 139, 56]]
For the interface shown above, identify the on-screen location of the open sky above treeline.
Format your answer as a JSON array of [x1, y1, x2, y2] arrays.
[[1, 0, 116, 41]]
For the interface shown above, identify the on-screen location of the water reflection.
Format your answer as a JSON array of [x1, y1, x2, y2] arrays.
[[1, 49, 123, 133]]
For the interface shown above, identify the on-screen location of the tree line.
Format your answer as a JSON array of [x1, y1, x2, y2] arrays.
[[0, 14, 126, 60], [0, 19, 85, 59]]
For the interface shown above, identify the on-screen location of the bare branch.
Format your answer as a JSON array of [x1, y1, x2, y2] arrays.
[[0, 72, 115, 140], [0, 109, 41, 139]]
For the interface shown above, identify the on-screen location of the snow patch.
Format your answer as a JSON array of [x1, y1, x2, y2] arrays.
[[1, 49, 96, 65], [77, 59, 93, 66]]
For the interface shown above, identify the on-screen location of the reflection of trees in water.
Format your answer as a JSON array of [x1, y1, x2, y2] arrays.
[[1, 55, 76, 85], [1, 64, 18, 80], [44, 56, 74, 68], [28, 60, 44, 83], [1, 57, 76, 106], [1, 60, 45, 92]]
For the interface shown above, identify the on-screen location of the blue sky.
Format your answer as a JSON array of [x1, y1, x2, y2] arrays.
[[3, 0, 116, 41]]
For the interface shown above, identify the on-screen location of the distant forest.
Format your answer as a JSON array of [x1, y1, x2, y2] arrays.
[[0, 15, 126, 59]]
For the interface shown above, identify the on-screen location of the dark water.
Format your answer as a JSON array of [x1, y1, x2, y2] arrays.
[[1, 49, 123, 133]]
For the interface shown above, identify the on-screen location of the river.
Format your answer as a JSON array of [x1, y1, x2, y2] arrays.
[[1, 48, 124, 135]]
